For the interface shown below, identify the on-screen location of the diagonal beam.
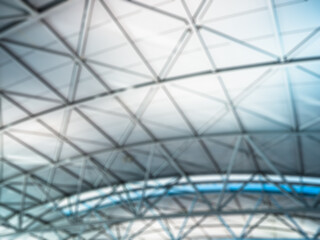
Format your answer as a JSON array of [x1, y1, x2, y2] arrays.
[[99, 0, 159, 81], [14, 207, 320, 236], [1, 57, 320, 137], [162, 86, 221, 172], [124, 0, 188, 24], [285, 27, 320, 59], [284, 69, 305, 175], [270, 195, 310, 239], [0, 0, 70, 39], [267, 0, 285, 61], [181, 0, 216, 69], [244, 136, 308, 207], [217, 136, 242, 209], [176, 195, 198, 239], [200, 25, 279, 60]]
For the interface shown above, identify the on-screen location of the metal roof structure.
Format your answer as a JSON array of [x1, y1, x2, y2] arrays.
[[0, 0, 320, 239]]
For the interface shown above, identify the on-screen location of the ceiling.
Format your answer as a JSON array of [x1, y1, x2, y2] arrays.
[[0, 0, 320, 239]]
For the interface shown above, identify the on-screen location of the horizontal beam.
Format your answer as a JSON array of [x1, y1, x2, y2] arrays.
[[0, 0, 71, 39], [1, 56, 320, 135], [59, 182, 320, 216], [1, 128, 320, 190], [2, 207, 319, 237], [13, 176, 320, 219]]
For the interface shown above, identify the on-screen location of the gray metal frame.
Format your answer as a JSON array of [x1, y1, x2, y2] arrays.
[[0, 0, 320, 239]]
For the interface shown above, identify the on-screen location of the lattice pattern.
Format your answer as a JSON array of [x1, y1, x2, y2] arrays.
[[0, 0, 320, 239]]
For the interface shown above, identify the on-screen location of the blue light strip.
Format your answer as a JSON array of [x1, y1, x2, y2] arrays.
[[62, 182, 320, 216]]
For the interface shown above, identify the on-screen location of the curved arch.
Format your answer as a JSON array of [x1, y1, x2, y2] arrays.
[[2, 174, 320, 238], [1, 56, 320, 135], [1, 0, 320, 239], [2, 128, 320, 190]]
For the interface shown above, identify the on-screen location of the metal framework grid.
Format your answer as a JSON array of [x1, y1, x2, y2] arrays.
[[0, 0, 320, 239]]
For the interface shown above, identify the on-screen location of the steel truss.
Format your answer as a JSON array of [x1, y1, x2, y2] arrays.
[[2, 173, 320, 239], [0, 0, 320, 239]]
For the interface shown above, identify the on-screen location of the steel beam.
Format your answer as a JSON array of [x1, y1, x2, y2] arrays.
[[0, 0, 70, 39], [2, 207, 319, 237], [1, 57, 320, 136]]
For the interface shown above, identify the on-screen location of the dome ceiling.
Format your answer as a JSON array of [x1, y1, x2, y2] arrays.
[[0, 0, 320, 239]]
